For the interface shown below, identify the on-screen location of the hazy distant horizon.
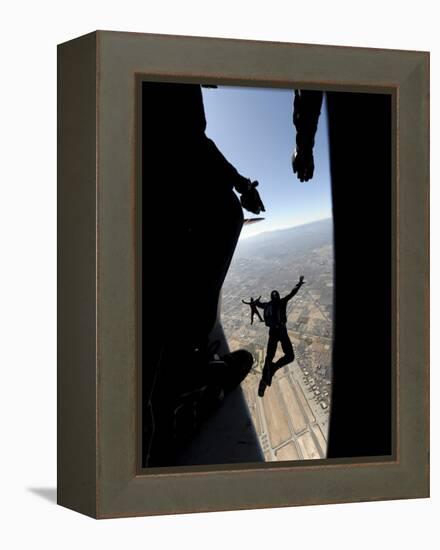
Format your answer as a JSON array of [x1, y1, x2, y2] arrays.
[[240, 216, 332, 241]]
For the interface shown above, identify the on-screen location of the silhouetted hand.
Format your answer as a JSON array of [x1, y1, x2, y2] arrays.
[[299, 275, 305, 285], [292, 148, 314, 182], [240, 180, 266, 215]]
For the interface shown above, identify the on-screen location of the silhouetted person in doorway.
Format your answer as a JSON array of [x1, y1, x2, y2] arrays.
[[257, 276, 305, 397], [242, 296, 264, 324], [292, 89, 392, 458], [142, 82, 265, 466]]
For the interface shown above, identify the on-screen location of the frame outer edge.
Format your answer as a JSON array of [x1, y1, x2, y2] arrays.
[[61, 31, 430, 518], [57, 31, 99, 518]]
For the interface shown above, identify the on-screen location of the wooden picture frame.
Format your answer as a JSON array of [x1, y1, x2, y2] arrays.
[[57, 30, 429, 518]]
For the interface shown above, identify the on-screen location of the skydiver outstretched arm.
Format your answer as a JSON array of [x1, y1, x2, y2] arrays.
[[292, 90, 323, 182], [284, 276, 305, 301], [255, 298, 267, 309], [242, 299, 251, 305]]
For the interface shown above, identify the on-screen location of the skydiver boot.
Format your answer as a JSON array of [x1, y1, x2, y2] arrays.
[[172, 346, 253, 443], [258, 360, 274, 397], [213, 348, 253, 394]]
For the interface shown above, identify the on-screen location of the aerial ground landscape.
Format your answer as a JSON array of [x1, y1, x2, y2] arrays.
[[221, 218, 334, 461]]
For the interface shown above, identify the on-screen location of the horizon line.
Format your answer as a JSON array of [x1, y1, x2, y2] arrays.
[[239, 216, 332, 241]]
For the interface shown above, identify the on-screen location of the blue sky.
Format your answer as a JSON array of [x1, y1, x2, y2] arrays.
[[202, 86, 332, 238]]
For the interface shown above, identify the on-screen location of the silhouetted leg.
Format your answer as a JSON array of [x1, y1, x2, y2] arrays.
[[148, 190, 244, 466], [264, 331, 279, 370], [251, 311, 254, 325], [256, 309, 264, 322], [274, 328, 295, 370], [187, 191, 244, 347], [258, 330, 279, 397]]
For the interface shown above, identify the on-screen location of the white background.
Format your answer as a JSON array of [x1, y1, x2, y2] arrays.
[[0, 1, 437, 548]]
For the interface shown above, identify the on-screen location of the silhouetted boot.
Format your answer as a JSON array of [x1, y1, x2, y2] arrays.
[[257, 379, 267, 398], [214, 349, 254, 393], [172, 348, 253, 443], [258, 361, 274, 397]]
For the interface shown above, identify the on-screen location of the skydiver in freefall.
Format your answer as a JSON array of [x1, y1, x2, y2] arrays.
[[242, 296, 264, 325], [256, 276, 305, 397]]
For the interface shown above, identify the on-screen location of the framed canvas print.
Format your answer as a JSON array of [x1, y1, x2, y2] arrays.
[[57, 31, 429, 518]]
